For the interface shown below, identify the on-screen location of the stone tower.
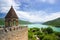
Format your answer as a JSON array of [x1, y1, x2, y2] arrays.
[[5, 6, 18, 27]]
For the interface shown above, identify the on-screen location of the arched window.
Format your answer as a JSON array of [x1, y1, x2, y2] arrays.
[[13, 21, 16, 26], [8, 20, 12, 27]]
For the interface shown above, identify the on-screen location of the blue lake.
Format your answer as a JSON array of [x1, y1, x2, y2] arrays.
[[20, 24, 60, 32]]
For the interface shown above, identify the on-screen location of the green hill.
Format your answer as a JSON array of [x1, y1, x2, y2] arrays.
[[0, 18, 31, 25], [0, 18, 5, 25], [19, 20, 31, 24], [43, 18, 60, 27]]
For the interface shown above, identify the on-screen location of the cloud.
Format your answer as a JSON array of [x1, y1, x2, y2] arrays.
[[16, 11, 60, 22], [16, 11, 45, 22], [0, 0, 60, 22], [0, 0, 19, 6], [0, 0, 59, 13], [0, 0, 20, 13], [40, 0, 57, 4], [44, 12, 60, 21], [14, 0, 60, 12]]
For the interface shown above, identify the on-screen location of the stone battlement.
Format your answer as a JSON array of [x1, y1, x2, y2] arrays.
[[0, 26, 28, 40], [0, 26, 27, 33]]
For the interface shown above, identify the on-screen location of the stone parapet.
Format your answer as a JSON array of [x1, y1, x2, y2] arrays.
[[0, 26, 28, 40]]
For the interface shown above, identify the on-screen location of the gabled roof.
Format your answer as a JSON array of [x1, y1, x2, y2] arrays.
[[5, 6, 18, 19]]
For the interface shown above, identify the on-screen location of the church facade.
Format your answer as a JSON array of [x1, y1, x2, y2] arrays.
[[5, 6, 18, 27]]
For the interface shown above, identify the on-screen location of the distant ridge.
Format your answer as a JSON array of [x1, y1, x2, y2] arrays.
[[19, 20, 31, 24], [43, 18, 60, 27], [0, 18, 31, 25]]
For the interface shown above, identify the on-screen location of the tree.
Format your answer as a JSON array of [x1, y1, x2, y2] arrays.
[[42, 27, 53, 34]]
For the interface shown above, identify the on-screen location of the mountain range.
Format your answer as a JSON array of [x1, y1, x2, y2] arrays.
[[43, 18, 60, 27]]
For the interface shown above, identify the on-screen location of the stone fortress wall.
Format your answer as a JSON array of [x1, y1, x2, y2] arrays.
[[0, 26, 28, 40]]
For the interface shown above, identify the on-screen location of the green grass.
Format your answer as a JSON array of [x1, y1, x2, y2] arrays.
[[0, 18, 5, 25]]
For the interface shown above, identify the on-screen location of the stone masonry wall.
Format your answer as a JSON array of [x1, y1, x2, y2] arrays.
[[0, 26, 28, 40]]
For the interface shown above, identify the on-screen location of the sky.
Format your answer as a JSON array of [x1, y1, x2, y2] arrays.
[[0, 0, 60, 22]]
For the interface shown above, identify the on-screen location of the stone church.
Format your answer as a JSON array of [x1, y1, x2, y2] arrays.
[[5, 6, 18, 27], [0, 6, 28, 40]]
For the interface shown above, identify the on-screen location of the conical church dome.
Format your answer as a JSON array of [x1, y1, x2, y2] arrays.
[[5, 6, 18, 19]]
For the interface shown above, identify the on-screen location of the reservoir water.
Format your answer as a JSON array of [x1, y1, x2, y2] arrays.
[[0, 24, 60, 32], [20, 24, 60, 32]]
